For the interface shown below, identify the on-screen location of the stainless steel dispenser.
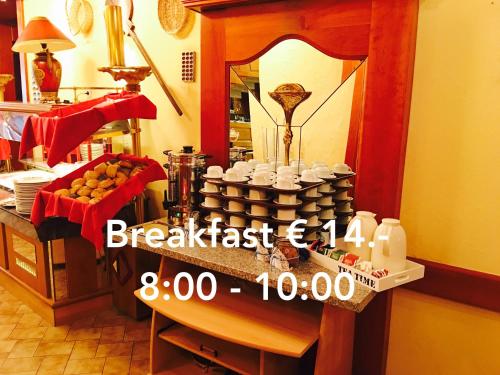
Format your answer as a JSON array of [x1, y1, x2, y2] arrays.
[[163, 146, 208, 226]]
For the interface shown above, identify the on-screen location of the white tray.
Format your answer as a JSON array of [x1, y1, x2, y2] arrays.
[[308, 250, 425, 292]]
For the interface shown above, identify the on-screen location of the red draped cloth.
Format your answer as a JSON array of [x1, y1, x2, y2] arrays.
[[31, 153, 167, 249], [19, 92, 157, 167], [0, 139, 10, 160]]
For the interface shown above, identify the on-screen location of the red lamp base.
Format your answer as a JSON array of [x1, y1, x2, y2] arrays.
[[32, 51, 62, 102]]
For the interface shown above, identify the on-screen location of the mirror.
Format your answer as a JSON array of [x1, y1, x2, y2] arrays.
[[12, 234, 37, 265], [229, 39, 365, 167]]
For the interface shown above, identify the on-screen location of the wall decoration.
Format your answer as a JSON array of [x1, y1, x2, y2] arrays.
[[66, 0, 94, 36], [158, 0, 188, 35]]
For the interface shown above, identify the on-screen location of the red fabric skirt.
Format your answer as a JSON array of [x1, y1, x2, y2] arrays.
[[19, 92, 157, 167], [31, 153, 166, 249]]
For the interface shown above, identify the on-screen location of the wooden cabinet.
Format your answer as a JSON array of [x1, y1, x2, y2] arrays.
[[0, 206, 113, 325], [135, 257, 352, 374]]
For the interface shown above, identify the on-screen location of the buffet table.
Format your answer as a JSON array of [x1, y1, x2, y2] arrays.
[[126, 219, 376, 374], [0, 187, 113, 325]]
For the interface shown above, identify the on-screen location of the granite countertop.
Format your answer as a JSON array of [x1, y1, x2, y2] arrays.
[[125, 219, 376, 312]]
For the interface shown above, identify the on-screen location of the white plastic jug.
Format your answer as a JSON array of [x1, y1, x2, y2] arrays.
[[371, 218, 407, 272], [346, 211, 377, 261]]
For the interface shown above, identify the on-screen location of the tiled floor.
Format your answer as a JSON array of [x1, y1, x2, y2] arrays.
[[0, 285, 150, 374]]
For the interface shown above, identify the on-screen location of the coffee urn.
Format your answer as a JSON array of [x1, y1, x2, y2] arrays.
[[163, 146, 208, 226]]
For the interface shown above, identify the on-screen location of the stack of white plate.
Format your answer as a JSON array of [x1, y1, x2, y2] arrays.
[[13, 176, 52, 215], [79, 143, 105, 161]]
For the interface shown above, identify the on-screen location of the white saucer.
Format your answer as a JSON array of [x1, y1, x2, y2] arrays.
[[248, 180, 273, 186], [222, 176, 249, 183], [272, 183, 301, 191]]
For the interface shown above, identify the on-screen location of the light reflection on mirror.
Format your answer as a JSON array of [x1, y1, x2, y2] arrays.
[[229, 39, 365, 167]]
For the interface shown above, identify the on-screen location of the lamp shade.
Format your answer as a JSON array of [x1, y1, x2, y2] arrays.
[[12, 16, 76, 53]]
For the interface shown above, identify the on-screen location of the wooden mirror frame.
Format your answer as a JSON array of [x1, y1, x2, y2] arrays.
[[186, 0, 419, 373]]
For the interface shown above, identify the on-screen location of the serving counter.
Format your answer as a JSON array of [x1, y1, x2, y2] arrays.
[[127, 219, 376, 374], [0, 188, 113, 325]]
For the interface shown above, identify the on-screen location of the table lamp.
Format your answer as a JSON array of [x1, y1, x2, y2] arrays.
[[12, 16, 75, 102]]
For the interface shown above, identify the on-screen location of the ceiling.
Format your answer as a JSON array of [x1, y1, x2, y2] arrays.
[[0, 0, 17, 24]]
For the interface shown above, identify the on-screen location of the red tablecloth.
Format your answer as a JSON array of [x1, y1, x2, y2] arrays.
[[31, 153, 167, 249], [0, 139, 10, 160], [19, 92, 157, 167]]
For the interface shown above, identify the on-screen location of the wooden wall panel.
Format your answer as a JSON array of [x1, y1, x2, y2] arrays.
[[354, 0, 419, 220]]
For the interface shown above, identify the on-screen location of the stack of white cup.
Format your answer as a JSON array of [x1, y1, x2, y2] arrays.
[[300, 170, 323, 228], [222, 168, 248, 227], [332, 163, 353, 218]]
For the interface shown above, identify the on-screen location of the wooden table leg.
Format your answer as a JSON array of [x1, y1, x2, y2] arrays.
[[314, 304, 355, 375]]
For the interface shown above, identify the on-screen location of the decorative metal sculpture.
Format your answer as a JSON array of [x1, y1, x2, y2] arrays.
[[269, 83, 311, 166]]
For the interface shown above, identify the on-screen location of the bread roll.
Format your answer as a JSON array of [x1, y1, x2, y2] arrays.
[[85, 179, 99, 189], [98, 178, 114, 189], [94, 162, 107, 175], [54, 188, 70, 197], [76, 196, 90, 203], [106, 164, 119, 178], [83, 170, 99, 180], [71, 178, 85, 187]]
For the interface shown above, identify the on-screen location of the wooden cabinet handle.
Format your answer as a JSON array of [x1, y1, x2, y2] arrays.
[[199, 344, 218, 358]]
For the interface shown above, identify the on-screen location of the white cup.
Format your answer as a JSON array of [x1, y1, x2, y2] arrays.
[[336, 202, 351, 212], [333, 190, 349, 200], [233, 161, 251, 176], [318, 182, 332, 193], [302, 201, 317, 212], [255, 163, 270, 172], [319, 195, 333, 205], [210, 211, 225, 221], [277, 225, 290, 237], [251, 204, 269, 217], [252, 171, 273, 186], [277, 166, 294, 176], [224, 168, 244, 181], [226, 186, 243, 197], [307, 215, 319, 226], [204, 196, 221, 208], [319, 208, 335, 220], [230, 215, 246, 227], [333, 163, 352, 174], [315, 166, 332, 179], [304, 232, 317, 241], [276, 176, 295, 190], [228, 200, 245, 212], [251, 219, 264, 230], [334, 179, 351, 188], [300, 169, 320, 183], [278, 193, 297, 205], [206, 165, 223, 179], [278, 209, 296, 221], [248, 159, 261, 170], [249, 189, 267, 200], [269, 160, 284, 171], [204, 181, 219, 193], [305, 187, 319, 197], [337, 215, 352, 225]]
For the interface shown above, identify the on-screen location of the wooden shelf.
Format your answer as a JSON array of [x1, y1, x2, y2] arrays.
[[159, 324, 260, 375], [135, 274, 321, 358], [154, 348, 202, 374]]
